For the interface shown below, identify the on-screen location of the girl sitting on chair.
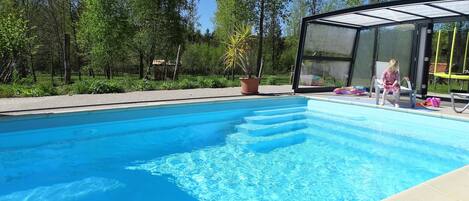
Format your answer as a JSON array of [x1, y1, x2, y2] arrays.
[[381, 59, 400, 108]]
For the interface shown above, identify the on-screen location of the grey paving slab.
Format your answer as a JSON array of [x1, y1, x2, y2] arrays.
[[0, 85, 293, 115]]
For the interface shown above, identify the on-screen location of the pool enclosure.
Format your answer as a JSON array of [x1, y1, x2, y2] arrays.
[[293, 0, 469, 98]]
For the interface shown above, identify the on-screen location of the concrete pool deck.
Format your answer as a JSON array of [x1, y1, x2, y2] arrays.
[[383, 165, 469, 201], [0, 85, 294, 116]]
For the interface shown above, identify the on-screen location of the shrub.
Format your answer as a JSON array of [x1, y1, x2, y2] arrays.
[[196, 77, 215, 88], [159, 82, 180, 90], [213, 78, 229, 88], [0, 85, 15, 97], [88, 80, 124, 94], [14, 77, 35, 85], [71, 81, 92, 94], [33, 84, 57, 96], [178, 79, 199, 89], [131, 79, 156, 91]]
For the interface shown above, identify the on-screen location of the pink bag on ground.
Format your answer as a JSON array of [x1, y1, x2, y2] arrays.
[[426, 97, 441, 108], [432, 97, 441, 108]]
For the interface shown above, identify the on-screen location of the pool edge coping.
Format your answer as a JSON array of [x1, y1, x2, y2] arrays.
[[0, 95, 301, 121], [303, 95, 469, 123]]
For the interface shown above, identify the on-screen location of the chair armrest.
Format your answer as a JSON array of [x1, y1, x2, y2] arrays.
[[401, 77, 413, 90]]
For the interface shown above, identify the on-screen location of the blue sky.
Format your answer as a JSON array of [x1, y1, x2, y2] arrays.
[[197, 0, 217, 32]]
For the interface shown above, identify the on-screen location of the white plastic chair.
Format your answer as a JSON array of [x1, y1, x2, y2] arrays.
[[369, 61, 416, 108]]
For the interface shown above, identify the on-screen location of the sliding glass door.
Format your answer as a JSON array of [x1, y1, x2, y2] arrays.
[[297, 23, 358, 89]]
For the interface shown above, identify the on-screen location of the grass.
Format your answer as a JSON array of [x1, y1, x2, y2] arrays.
[[0, 73, 291, 98], [427, 81, 469, 94]]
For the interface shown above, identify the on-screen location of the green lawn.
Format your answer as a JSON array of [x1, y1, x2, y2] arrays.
[[0, 74, 292, 98], [427, 80, 469, 94]]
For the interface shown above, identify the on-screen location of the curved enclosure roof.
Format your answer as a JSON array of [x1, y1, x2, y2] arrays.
[[306, 0, 469, 28]]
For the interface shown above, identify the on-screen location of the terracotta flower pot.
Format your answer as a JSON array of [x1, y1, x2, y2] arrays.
[[240, 77, 260, 95]]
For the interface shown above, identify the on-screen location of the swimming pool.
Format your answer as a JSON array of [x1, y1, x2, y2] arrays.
[[1, 96, 468, 201]]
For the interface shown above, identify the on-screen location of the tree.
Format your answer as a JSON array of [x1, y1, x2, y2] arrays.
[[0, 0, 34, 83], [130, 0, 186, 80], [214, 0, 254, 41], [265, 0, 289, 73], [286, 0, 309, 38], [78, 0, 131, 79], [255, 0, 264, 76], [69, 0, 85, 81], [18, 0, 41, 82], [309, 0, 323, 15], [185, 0, 200, 43]]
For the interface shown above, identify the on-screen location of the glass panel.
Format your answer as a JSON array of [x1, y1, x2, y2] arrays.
[[392, 5, 458, 18], [432, 1, 469, 14], [351, 28, 376, 86], [361, 9, 423, 22], [428, 21, 469, 95], [376, 24, 415, 78], [303, 23, 357, 58], [323, 14, 391, 26], [299, 60, 350, 87]]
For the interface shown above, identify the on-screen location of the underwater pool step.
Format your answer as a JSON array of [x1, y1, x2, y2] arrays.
[[306, 127, 461, 174], [0, 119, 239, 151], [244, 133, 309, 153], [236, 120, 308, 137], [306, 121, 468, 167], [304, 111, 469, 162], [306, 110, 367, 121], [304, 130, 440, 176], [253, 106, 307, 116], [244, 112, 306, 125]]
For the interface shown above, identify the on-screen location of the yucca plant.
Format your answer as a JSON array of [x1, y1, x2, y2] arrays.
[[223, 25, 254, 78]]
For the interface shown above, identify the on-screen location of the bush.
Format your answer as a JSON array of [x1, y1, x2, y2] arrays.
[[0, 85, 16, 97], [194, 77, 232, 88], [62, 80, 125, 94], [0, 83, 56, 97], [131, 79, 156, 91], [88, 80, 124, 94], [72, 81, 92, 94], [33, 84, 57, 96], [214, 78, 229, 88], [178, 79, 199, 89], [14, 77, 35, 85], [196, 77, 215, 88], [159, 82, 180, 90]]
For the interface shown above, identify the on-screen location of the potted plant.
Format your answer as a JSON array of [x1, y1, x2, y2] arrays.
[[223, 25, 260, 95]]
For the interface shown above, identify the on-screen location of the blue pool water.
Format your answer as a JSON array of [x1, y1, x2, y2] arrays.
[[1, 97, 469, 201]]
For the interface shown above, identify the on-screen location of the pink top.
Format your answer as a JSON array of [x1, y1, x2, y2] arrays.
[[381, 69, 400, 91]]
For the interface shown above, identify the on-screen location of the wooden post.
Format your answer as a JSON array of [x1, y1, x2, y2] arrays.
[[256, 0, 265, 76], [63, 34, 71, 84], [173, 45, 181, 80], [258, 58, 264, 78]]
